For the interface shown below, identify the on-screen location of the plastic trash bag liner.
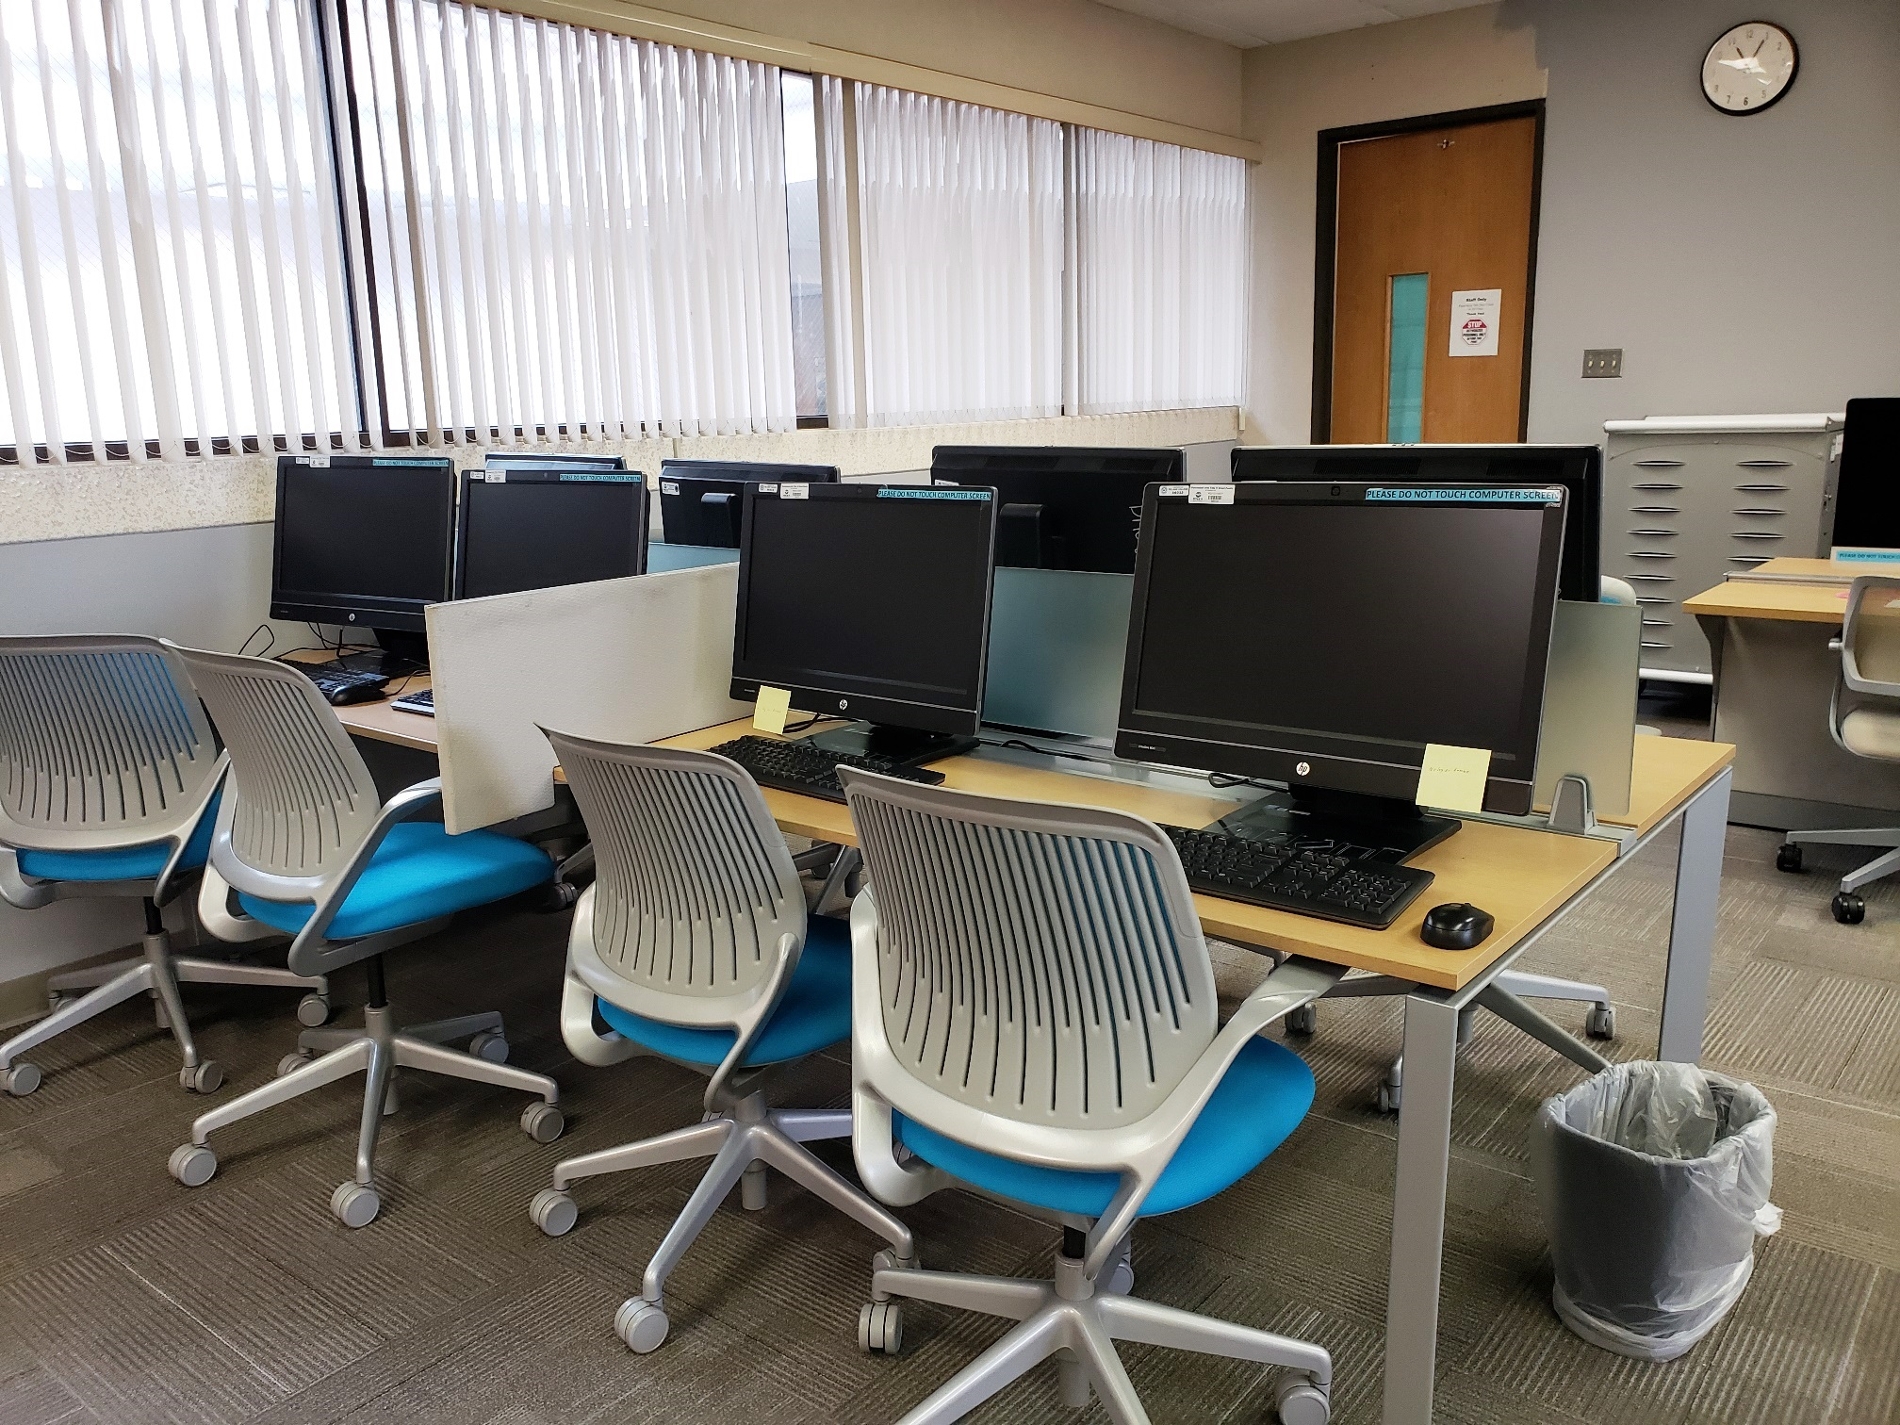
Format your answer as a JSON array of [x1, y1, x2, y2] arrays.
[[1530, 1060, 1781, 1362]]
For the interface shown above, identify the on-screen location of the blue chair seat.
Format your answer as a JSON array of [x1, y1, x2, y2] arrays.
[[895, 1035, 1314, 1219], [16, 789, 220, 883], [238, 822, 553, 941], [595, 913, 851, 1069]]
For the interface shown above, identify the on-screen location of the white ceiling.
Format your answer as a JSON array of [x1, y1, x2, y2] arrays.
[[1095, 0, 1493, 48]]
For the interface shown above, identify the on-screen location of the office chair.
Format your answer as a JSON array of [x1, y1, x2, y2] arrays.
[[0, 635, 328, 1097], [525, 731, 917, 1352], [840, 768, 1339, 1425], [162, 645, 564, 1227], [1777, 574, 1900, 924]]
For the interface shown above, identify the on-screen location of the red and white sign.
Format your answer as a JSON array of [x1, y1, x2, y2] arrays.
[[1448, 289, 1501, 358]]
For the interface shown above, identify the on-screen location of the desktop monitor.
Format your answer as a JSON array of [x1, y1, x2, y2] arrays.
[[481, 450, 627, 472], [1231, 444, 1600, 602], [931, 445, 1182, 574], [1117, 481, 1567, 855], [270, 455, 456, 661], [453, 468, 648, 599], [730, 480, 997, 762], [659, 460, 840, 548], [1832, 397, 1900, 552]]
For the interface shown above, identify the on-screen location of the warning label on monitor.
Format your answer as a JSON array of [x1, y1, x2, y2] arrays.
[[1187, 485, 1236, 505], [1367, 486, 1563, 504]]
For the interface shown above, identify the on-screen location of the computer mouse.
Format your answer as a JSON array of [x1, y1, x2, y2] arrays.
[[1419, 902, 1494, 950], [326, 682, 385, 707]]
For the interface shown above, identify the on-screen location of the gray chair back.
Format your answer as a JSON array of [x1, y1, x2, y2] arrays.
[[0, 634, 219, 858], [841, 769, 1218, 1130], [1843, 575, 1900, 695], [547, 730, 805, 1022], [167, 645, 381, 902]]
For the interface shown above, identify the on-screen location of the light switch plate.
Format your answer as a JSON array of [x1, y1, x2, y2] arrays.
[[1583, 348, 1623, 378]]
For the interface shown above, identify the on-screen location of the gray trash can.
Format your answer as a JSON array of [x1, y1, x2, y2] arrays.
[[1530, 1060, 1781, 1361]]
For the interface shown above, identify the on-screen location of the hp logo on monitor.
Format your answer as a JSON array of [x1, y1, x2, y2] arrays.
[[838, 698, 849, 710], [1295, 761, 1311, 777]]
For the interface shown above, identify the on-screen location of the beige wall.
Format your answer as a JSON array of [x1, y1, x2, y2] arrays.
[[564, 0, 1245, 139], [1240, 6, 1546, 443]]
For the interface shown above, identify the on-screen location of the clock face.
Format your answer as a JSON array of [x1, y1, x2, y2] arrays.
[[1702, 21, 1798, 114]]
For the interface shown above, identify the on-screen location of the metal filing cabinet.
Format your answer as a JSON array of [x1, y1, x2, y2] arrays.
[[1603, 413, 1843, 681]]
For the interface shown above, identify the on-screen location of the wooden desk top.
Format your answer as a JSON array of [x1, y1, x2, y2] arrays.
[[659, 721, 1618, 991], [1604, 736, 1735, 835], [1682, 578, 1849, 624]]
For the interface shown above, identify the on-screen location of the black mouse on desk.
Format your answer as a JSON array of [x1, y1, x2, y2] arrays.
[[325, 681, 386, 707], [1420, 902, 1494, 950]]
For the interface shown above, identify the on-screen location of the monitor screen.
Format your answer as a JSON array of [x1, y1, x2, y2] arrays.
[[658, 460, 840, 548], [454, 470, 648, 599], [1833, 398, 1900, 549], [1117, 482, 1566, 815], [270, 456, 456, 632], [730, 482, 997, 735], [482, 450, 627, 471], [931, 446, 1182, 574], [1230, 444, 1599, 601]]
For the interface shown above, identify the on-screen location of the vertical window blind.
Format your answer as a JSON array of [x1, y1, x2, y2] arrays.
[[341, 0, 796, 443], [1070, 129, 1248, 415], [0, 0, 357, 460], [843, 83, 1064, 428]]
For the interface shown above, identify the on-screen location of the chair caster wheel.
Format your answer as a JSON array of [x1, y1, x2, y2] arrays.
[[870, 1247, 915, 1275], [537, 881, 580, 912], [1105, 1258, 1135, 1295], [331, 1180, 381, 1228], [1285, 1003, 1317, 1036], [1376, 1082, 1401, 1114], [615, 1296, 669, 1353], [3, 1061, 43, 1096], [1775, 843, 1803, 873], [278, 1051, 313, 1077], [859, 1300, 904, 1354], [469, 1030, 509, 1064], [1585, 1006, 1616, 1040], [1832, 892, 1866, 925], [180, 1060, 223, 1093], [46, 989, 73, 1012], [520, 1101, 565, 1143], [169, 1143, 217, 1187], [296, 993, 332, 1028], [529, 1187, 578, 1236], [1275, 1372, 1330, 1425]]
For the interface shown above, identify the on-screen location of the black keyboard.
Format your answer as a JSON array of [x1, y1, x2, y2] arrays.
[[1161, 824, 1433, 929], [390, 687, 435, 716], [709, 735, 946, 804], [291, 663, 388, 706]]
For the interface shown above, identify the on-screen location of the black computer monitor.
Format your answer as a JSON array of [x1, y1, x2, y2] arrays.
[[482, 450, 627, 472], [453, 468, 648, 599], [1117, 481, 1567, 857], [730, 481, 997, 763], [270, 454, 456, 668], [931, 446, 1182, 574], [1231, 444, 1600, 602], [659, 460, 841, 548], [1832, 398, 1900, 550]]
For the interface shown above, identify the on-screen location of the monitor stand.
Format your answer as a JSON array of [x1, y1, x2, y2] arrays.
[[807, 721, 976, 768], [1216, 785, 1459, 864], [335, 629, 430, 678]]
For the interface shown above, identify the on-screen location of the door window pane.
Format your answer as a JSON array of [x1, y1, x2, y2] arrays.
[[1386, 272, 1428, 442]]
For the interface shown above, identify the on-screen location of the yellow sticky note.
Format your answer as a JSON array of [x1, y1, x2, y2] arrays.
[[752, 685, 792, 735], [1415, 744, 1492, 814]]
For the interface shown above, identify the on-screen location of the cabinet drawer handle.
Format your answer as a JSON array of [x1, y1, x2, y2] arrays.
[[1629, 550, 1677, 559], [1633, 483, 1684, 492], [1640, 640, 1672, 649], [1630, 505, 1680, 515], [1736, 459, 1793, 468], [1633, 459, 1686, 468], [1730, 556, 1771, 566], [1635, 596, 1670, 605], [1735, 483, 1790, 493], [1642, 617, 1672, 628], [1732, 508, 1785, 517], [1628, 573, 1676, 582], [1731, 531, 1785, 541], [1629, 528, 1678, 537]]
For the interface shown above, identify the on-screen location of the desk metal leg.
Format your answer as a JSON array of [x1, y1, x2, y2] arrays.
[[1659, 766, 1730, 1065], [1382, 991, 1461, 1425]]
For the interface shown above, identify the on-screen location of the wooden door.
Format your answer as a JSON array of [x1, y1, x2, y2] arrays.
[[1327, 115, 1538, 443]]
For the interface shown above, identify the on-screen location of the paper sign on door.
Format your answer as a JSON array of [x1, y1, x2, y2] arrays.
[[1448, 289, 1501, 357]]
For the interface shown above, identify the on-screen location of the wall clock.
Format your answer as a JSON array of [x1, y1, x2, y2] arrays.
[[1702, 21, 1798, 114]]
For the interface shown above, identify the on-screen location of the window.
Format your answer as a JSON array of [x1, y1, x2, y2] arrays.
[[781, 72, 826, 424], [0, 0, 357, 460]]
